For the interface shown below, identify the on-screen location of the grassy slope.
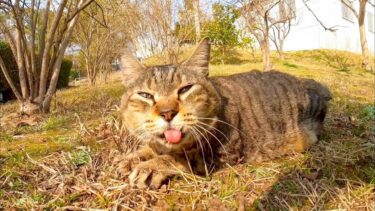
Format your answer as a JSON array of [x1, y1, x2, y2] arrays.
[[0, 49, 374, 210]]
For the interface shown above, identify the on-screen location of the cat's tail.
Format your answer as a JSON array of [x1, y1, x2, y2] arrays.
[[302, 79, 332, 123]]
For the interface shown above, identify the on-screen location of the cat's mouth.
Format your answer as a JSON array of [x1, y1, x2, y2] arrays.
[[158, 128, 186, 144]]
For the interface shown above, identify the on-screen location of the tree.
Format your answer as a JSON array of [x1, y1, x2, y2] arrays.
[[118, 0, 208, 64], [184, 0, 201, 42], [340, 0, 374, 70], [73, 0, 129, 86], [122, 0, 179, 64], [193, 0, 201, 42], [269, 0, 295, 60], [203, 3, 241, 64], [0, 0, 95, 114], [178, 0, 202, 43], [174, 1, 199, 45], [239, 0, 294, 70]]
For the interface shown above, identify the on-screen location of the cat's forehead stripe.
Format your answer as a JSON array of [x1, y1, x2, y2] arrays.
[[153, 67, 162, 82], [152, 65, 177, 83], [166, 66, 175, 82]]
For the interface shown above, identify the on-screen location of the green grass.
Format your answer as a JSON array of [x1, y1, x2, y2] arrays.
[[0, 49, 374, 210]]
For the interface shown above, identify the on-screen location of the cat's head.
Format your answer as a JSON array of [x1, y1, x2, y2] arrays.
[[120, 38, 220, 152]]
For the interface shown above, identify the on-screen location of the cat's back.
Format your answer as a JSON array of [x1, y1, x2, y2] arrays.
[[211, 70, 306, 91], [209, 70, 331, 163], [210, 70, 310, 111], [210, 70, 330, 119]]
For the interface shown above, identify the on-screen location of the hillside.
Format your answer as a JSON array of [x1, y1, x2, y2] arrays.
[[0, 49, 374, 210]]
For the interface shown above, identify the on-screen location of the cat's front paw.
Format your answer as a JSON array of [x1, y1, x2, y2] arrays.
[[128, 156, 181, 189], [115, 146, 156, 176], [116, 153, 142, 175]]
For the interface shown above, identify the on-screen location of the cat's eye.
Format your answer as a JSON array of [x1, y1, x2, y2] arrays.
[[138, 92, 153, 100], [178, 84, 194, 95]]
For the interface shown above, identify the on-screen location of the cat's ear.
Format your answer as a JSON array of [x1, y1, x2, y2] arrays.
[[120, 49, 146, 85], [182, 37, 211, 77]]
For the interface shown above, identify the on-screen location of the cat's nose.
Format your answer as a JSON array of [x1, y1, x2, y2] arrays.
[[160, 109, 178, 122]]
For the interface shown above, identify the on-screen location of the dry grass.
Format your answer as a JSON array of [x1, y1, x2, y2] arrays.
[[0, 49, 374, 210]]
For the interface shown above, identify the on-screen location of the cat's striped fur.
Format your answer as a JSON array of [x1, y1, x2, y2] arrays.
[[119, 38, 331, 188], [211, 71, 331, 165]]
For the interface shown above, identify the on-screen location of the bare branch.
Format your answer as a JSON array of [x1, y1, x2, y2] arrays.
[[269, 16, 292, 28], [302, 0, 338, 32], [29, 0, 39, 98], [0, 21, 18, 59], [0, 0, 11, 7], [67, 0, 96, 22], [0, 55, 23, 102], [265, 0, 281, 15], [11, 1, 32, 85], [341, 0, 359, 18], [82, 2, 108, 28], [38, 0, 51, 73]]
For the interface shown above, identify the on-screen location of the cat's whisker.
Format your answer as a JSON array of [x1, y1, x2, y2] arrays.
[[126, 124, 144, 134], [197, 117, 247, 139], [191, 126, 216, 173], [123, 125, 144, 141], [190, 126, 214, 163], [194, 124, 228, 155], [189, 127, 211, 176], [191, 126, 220, 173], [196, 121, 231, 143], [195, 125, 225, 156], [130, 125, 156, 144], [197, 117, 243, 133]]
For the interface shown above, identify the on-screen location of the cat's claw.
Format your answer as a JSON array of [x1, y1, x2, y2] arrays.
[[116, 147, 157, 177], [128, 159, 177, 189], [115, 154, 142, 176]]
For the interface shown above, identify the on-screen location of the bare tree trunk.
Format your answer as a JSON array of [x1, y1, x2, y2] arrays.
[[263, 12, 272, 71], [86, 58, 96, 86], [358, 0, 371, 70], [240, 1, 288, 71], [0, 57, 23, 102], [89, 77, 95, 86], [221, 46, 225, 64], [39, 0, 69, 101], [278, 39, 285, 60], [261, 38, 272, 71], [15, 32, 30, 99], [85, 58, 92, 86], [193, 0, 201, 42], [38, 0, 51, 68], [339, 0, 371, 70]]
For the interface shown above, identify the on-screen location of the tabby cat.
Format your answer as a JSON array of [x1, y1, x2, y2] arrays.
[[119, 38, 331, 189]]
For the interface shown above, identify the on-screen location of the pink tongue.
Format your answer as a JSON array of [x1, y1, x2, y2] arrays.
[[164, 129, 182, 144]]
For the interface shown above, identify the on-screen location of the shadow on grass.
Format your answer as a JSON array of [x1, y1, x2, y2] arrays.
[[256, 148, 374, 209], [255, 104, 375, 210]]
